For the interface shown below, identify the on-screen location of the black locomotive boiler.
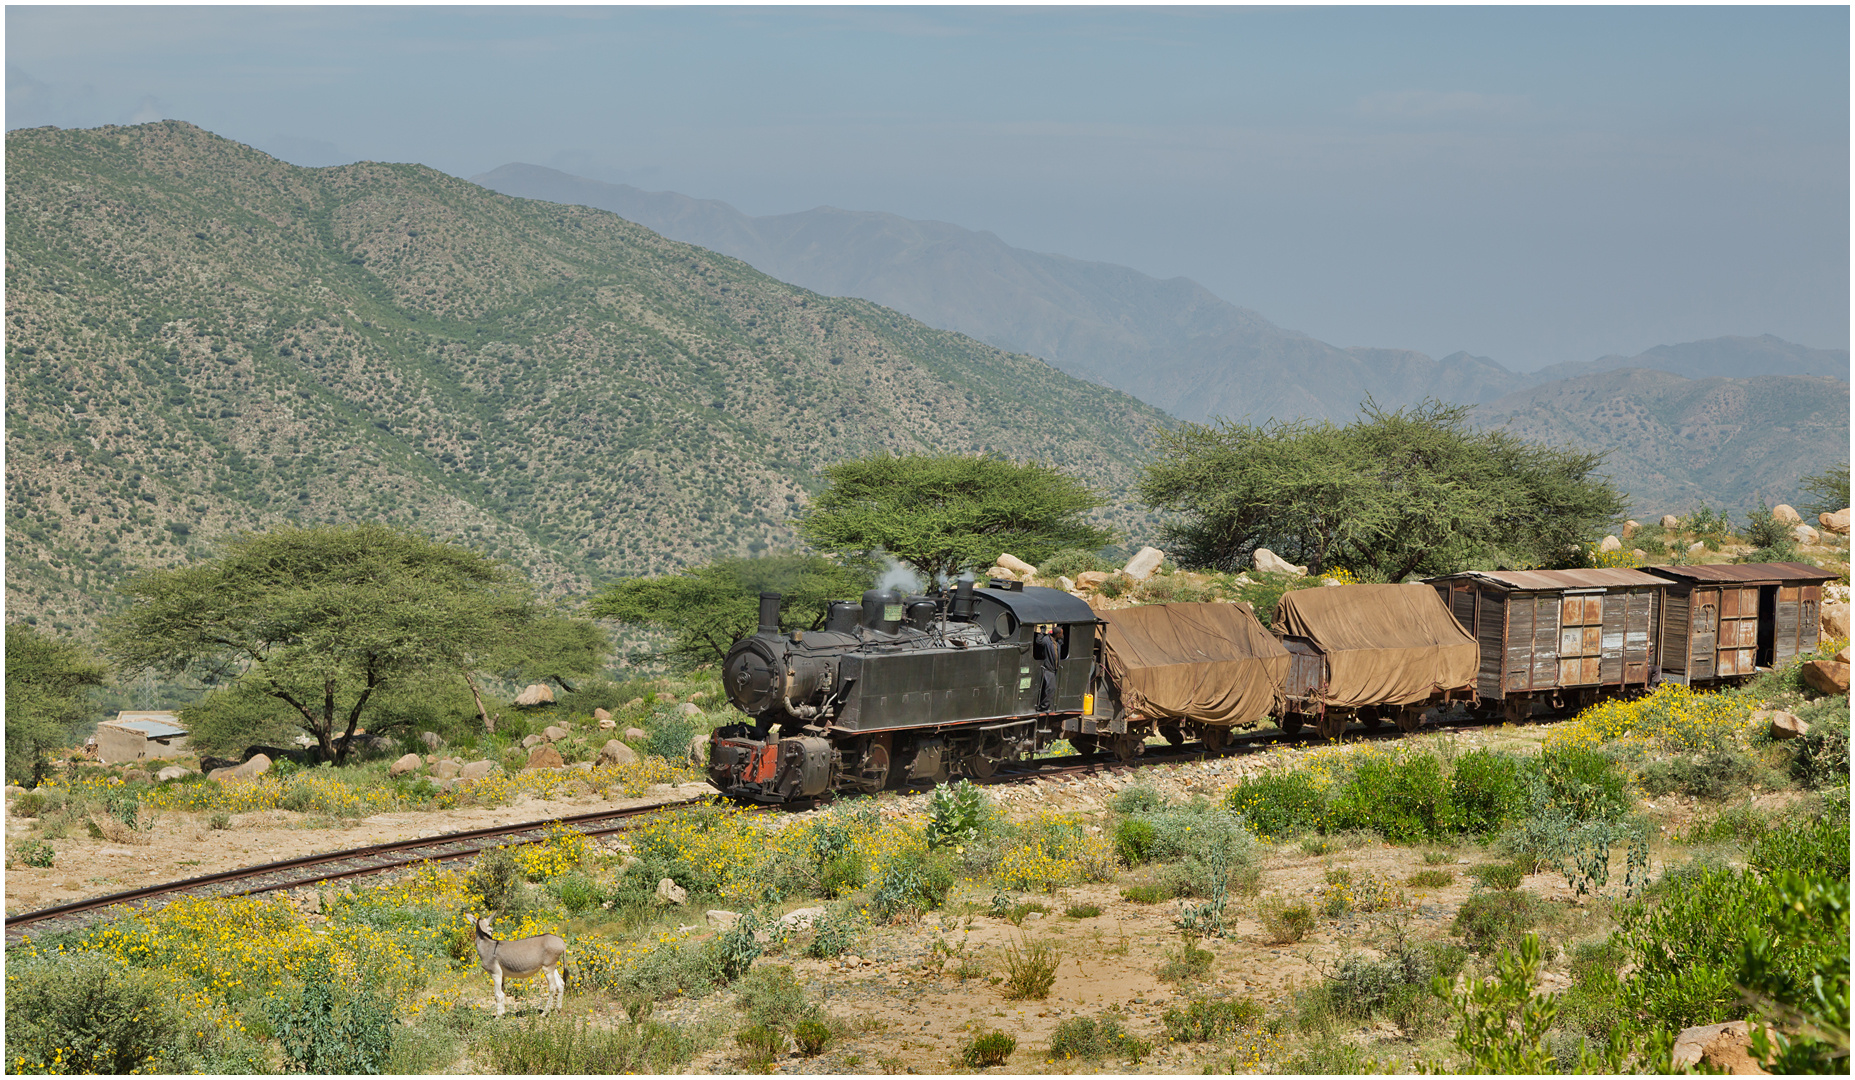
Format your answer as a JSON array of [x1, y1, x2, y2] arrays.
[[708, 580, 1096, 802]]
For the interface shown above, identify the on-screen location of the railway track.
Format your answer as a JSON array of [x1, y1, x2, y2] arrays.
[[7, 705, 1558, 945], [4, 795, 712, 945]]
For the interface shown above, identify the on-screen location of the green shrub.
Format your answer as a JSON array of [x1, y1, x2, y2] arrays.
[[1747, 807, 1849, 881], [870, 848, 956, 919], [4, 953, 262, 1073], [208, 811, 232, 830], [1160, 996, 1263, 1042], [1449, 749, 1537, 835], [1742, 503, 1794, 552], [1640, 745, 1763, 800], [1407, 868, 1455, 887], [1539, 744, 1632, 822], [1423, 849, 1454, 865], [961, 1030, 1017, 1067], [1108, 781, 1167, 814], [735, 1023, 784, 1068], [1224, 769, 1324, 839], [804, 905, 863, 959], [17, 838, 54, 867], [644, 715, 699, 761], [1680, 802, 1770, 845], [1330, 937, 1451, 1021], [1113, 818, 1156, 865], [1047, 1015, 1152, 1064], [467, 846, 534, 916], [1281, 1042, 1385, 1074], [1063, 902, 1102, 919], [1790, 698, 1849, 789], [1497, 806, 1581, 872], [1452, 889, 1551, 956], [1121, 882, 1171, 904], [12, 789, 50, 816], [926, 780, 994, 849], [1157, 938, 1216, 983], [1258, 895, 1315, 944], [1326, 751, 1462, 842], [1039, 548, 1111, 579], [546, 871, 603, 914], [793, 1019, 832, 1057], [1001, 936, 1059, 1000], [733, 964, 823, 1032], [1471, 861, 1527, 890], [267, 953, 394, 1074]]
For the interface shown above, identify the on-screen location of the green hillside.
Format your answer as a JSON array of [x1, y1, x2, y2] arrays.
[[5, 122, 1172, 636]]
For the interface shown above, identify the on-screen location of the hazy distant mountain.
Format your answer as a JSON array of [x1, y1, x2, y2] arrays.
[[1526, 334, 1849, 384], [1473, 370, 1849, 517]]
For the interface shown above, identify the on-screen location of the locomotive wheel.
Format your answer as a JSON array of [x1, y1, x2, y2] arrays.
[[1109, 732, 1145, 762], [1160, 724, 1185, 746], [963, 750, 998, 780], [1315, 713, 1347, 741], [853, 742, 891, 793], [1200, 725, 1229, 753], [1395, 707, 1424, 734], [1279, 713, 1305, 735]]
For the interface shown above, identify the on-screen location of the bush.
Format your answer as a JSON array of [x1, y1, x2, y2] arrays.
[[467, 846, 536, 916], [17, 838, 54, 867], [870, 848, 956, 919], [268, 953, 394, 1074], [1791, 698, 1849, 789], [12, 789, 51, 817], [3, 953, 252, 1073], [1640, 745, 1763, 800], [208, 811, 232, 830], [1258, 895, 1315, 943], [1121, 883, 1171, 904], [1450, 749, 1538, 835], [1108, 781, 1167, 814], [1326, 751, 1461, 842], [733, 964, 823, 1032], [1047, 1015, 1152, 1064], [1064, 902, 1102, 919], [793, 1019, 832, 1057], [1224, 768, 1325, 840], [481, 1015, 696, 1074], [1040, 548, 1111, 579], [644, 715, 700, 761], [1472, 862, 1527, 890], [546, 871, 603, 914], [926, 780, 994, 849], [803, 905, 863, 959], [735, 1023, 784, 1069], [1161, 996, 1263, 1042], [1001, 936, 1059, 1000], [1539, 744, 1631, 823], [1747, 807, 1849, 881], [1453, 889, 1551, 956], [1113, 818, 1156, 865], [961, 1030, 1017, 1067], [1407, 868, 1454, 887], [1158, 938, 1216, 983]]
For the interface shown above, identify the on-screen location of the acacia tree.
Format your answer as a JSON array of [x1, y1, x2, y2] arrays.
[[107, 524, 544, 763], [5, 623, 108, 783], [588, 552, 874, 668], [1139, 399, 1625, 580], [796, 452, 1115, 584]]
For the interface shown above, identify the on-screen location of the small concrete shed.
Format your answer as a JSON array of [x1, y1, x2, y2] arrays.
[[96, 712, 190, 765]]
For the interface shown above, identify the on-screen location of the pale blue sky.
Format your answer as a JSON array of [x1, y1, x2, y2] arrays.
[[8, 5, 1848, 370]]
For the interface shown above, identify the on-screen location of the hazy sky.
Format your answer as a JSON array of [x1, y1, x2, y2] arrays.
[[8, 5, 1848, 370]]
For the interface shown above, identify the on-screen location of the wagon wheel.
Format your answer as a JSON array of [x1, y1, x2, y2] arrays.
[[1315, 713, 1348, 741], [1357, 706, 1384, 729], [1068, 733, 1100, 755], [963, 751, 997, 780], [1109, 732, 1146, 762], [852, 741, 891, 793], [1159, 723, 1186, 746], [1278, 713, 1305, 735], [1395, 707, 1425, 734], [1199, 725, 1230, 753]]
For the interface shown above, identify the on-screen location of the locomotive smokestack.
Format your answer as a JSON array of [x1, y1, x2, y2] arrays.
[[952, 576, 976, 620], [758, 591, 781, 635]]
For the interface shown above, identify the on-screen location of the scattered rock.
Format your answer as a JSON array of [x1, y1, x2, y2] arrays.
[[459, 760, 498, 782], [593, 708, 613, 723], [1772, 504, 1802, 525], [598, 739, 639, 767], [1321, 577, 1343, 587], [1822, 603, 1850, 641], [543, 725, 570, 743], [624, 697, 645, 709], [997, 553, 1038, 577], [1075, 571, 1111, 591], [1057, 575, 1075, 592], [986, 565, 1018, 582], [523, 745, 565, 771], [1122, 546, 1166, 582], [688, 692, 706, 702], [388, 753, 424, 778], [1819, 508, 1850, 535], [1768, 711, 1810, 740], [1687, 542, 1708, 557], [688, 734, 711, 768], [780, 906, 827, 930], [1253, 548, 1308, 576], [706, 909, 742, 930], [1671, 1021, 1768, 1075], [514, 683, 554, 707], [521, 734, 546, 749], [1792, 524, 1820, 545], [1622, 520, 1639, 538], [656, 878, 688, 906], [1838, 647, 1850, 664], [1598, 535, 1622, 552], [120, 768, 151, 785], [598, 716, 616, 731], [210, 754, 272, 783], [678, 702, 702, 717], [419, 731, 444, 752], [624, 726, 647, 741], [155, 765, 193, 782], [435, 759, 462, 780], [1802, 660, 1849, 695], [1660, 514, 1681, 529], [1631, 548, 1648, 559]]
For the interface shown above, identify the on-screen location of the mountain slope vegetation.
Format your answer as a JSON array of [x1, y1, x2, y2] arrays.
[[5, 122, 1172, 636]]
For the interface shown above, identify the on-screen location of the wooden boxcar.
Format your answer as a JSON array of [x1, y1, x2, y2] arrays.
[[1642, 562, 1835, 684], [1427, 569, 1670, 720]]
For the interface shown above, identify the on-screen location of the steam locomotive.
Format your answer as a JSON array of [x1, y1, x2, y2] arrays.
[[708, 579, 1106, 802]]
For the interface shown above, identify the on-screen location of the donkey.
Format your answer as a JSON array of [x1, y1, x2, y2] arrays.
[[474, 916, 569, 1017]]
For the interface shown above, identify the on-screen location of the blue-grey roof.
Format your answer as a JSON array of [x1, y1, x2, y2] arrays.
[[105, 714, 188, 738]]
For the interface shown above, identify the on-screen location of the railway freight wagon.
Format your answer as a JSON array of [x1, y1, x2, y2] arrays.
[[1642, 562, 1836, 683], [1427, 568, 1668, 721], [1085, 601, 1290, 757], [1272, 583, 1480, 739]]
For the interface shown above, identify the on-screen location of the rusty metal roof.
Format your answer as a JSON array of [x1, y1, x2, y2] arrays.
[[1643, 562, 1839, 585], [1429, 568, 1672, 591]]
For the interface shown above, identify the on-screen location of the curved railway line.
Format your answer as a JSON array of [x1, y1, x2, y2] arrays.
[[6, 704, 1560, 946]]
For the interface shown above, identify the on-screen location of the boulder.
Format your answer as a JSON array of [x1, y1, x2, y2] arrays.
[[523, 745, 565, 771], [543, 725, 570, 743], [1792, 524, 1820, 545], [656, 878, 688, 906], [121, 768, 151, 785], [624, 726, 647, 741], [521, 734, 545, 749], [1253, 548, 1308, 576], [1670, 1021, 1767, 1075], [592, 707, 612, 723], [1687, 542, 1708, 557], [688, 692, 706, 702], [1122, 546, 1166, 582], [1598, 535, 1622, 552], [598, 716, 616, 731], [210, 754, 271, 783], [1802, 660, 1849, 695], [514, 683, 554, 707], [459, 760, 498, 782], [155, 765, 193, 782], [1075, 571, 1111, 591], [1631, 549, 1648, 560], [388, 753, 424, 778], [678, 702, 702, 717], [1819, 508, 1850, 534], [706, 909, 743, 930], [1322, 577, 1343, 587], [598, 739, 639, 767], [435, 759, 462, 780], [1622, 520, 1639, 538], [986, 565, 1018, 582], [1772, 504, 1802, 524], [1660, 514, 1681, 529], [1767, 711, 1810, 740], [1822, 603, 1850, 640], [997, 553, 1038, 577], [688, 734, 711, 768], [419, 731, 444, 752], [624, 697, 645, 709], [1056, 575, 1074, 592], [779, 906, 827, 931], [1838, 647, 1850, 664]]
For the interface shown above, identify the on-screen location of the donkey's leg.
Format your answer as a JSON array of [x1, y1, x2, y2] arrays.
[[549, 964, 565, 1013], [493, 966, 507, 1018]]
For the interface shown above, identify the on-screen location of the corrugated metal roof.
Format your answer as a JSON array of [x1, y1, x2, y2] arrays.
[[104, 712, 187, 738], [1430, 568, 1671, 591], [1644, 562, 1839, 585]]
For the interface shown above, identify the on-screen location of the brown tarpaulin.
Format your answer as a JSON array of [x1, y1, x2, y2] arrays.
[[1273, 583, 1478, 708], [1098, 602, 1289, 727]]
